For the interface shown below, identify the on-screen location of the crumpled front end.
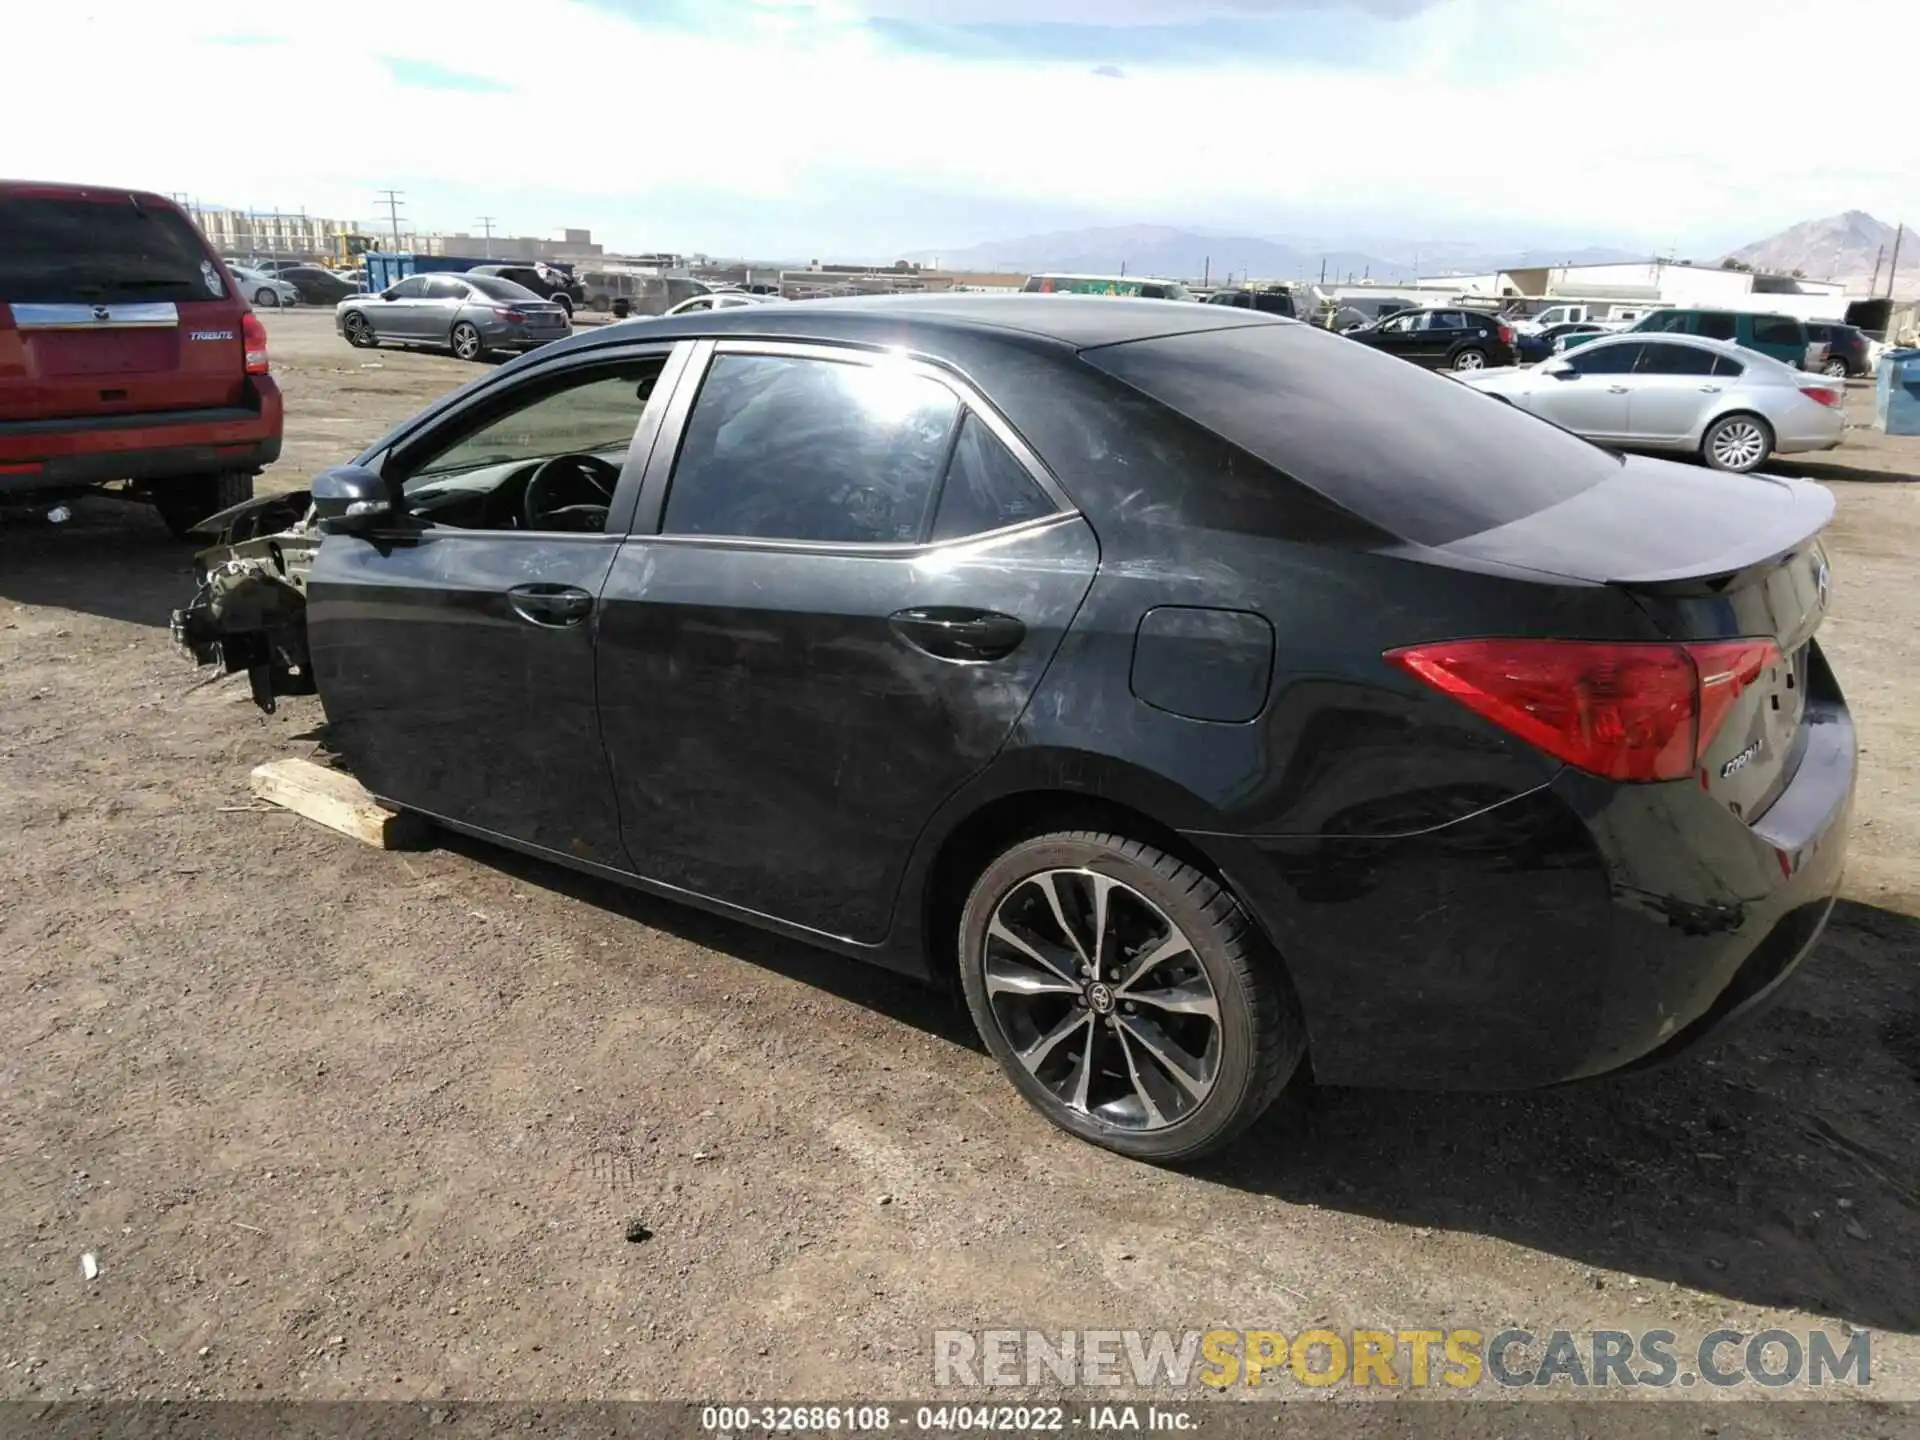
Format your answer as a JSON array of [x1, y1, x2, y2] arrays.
[[170, 490, 320, 714]]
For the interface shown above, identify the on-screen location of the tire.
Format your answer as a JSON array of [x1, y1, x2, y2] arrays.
[[552, 294, 574, 319], [253, 287, 278, 308], [1822, 357, 1848, 379], [451, 321, 486, 362], [153, 472, 253, 539], [589, 295, 611, 314], [957, 830, 1307, 1163], [342, 310, 377, 348], [1701, 412, 1775, 474], [1452, 347, 1489, 372]]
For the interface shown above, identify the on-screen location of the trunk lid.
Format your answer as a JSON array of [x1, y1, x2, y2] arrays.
[[0, 189, 247, 423], [1442, 455, 1834, 818]]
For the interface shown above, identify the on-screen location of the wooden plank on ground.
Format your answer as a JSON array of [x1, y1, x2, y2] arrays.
[[249, 758, 424, 849]]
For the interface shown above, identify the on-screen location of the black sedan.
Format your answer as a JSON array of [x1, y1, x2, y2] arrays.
[[174, 296, 1855, 1162], [1343, 305, 1518, 371], [277, 264, 363, 304]]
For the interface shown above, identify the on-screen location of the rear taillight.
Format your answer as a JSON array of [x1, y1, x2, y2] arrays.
[[493, 307, 526, 321], [1800, 385, 1842, 408], [241, 311, 270, 375], [1497, 323, 1514, 344], [1386, 638, 1783, 782]]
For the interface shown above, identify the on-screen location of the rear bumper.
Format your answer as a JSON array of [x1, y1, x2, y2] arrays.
[[0, 381, 282, 493], [1775, 405, 1848, 454], [1191, 696, 1856, 1091], [494, 324, 571, 350]]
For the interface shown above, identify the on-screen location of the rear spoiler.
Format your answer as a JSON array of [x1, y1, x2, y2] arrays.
[[1601, 476, 1833, 589]]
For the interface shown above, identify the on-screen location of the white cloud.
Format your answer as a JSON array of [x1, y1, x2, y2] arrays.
[[798, 0, 1441, 21], [6, 0, 1918, 255]]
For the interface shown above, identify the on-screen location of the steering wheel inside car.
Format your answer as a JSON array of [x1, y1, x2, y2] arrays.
[[522, 453, 620, 532]]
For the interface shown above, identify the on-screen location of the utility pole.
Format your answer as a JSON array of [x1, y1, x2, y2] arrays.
[[1886, 223, 1905, 299], [1202, 255, 1210, 287], [376, 189, 406, 253], [1319, 256, 1327, 286], [477, 215, 497, 258], [1868, 244, 1885, 296]]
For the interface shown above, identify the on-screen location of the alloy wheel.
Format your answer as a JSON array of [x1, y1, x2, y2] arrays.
[[981, 868, 1222, 1132], [1709, 419, 1767, 471], [453, 324, 481, 360], [1823, 359, 1848, 379], [344, 313, 372, 346], [1453, 349, 1487, 371]]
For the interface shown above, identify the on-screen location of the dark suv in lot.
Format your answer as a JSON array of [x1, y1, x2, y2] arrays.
[[1205, 287, 1297, 318], [469, 264, 587, 317], [1805, 321, 1871, 379], [0, 180, 281, 534], [1341, 306, 1517, 371]]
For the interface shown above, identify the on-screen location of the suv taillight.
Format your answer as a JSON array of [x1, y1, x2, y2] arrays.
[[241, 311, 270, 375], [1386, 638, 1782, 782]]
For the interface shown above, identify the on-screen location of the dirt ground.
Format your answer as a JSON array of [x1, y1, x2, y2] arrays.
[[1, 309, 1917, 1415]]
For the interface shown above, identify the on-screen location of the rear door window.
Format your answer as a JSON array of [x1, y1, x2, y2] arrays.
[[424, 276, 469, 301], [1635, 342, 1717, 376], [929, 414, 1057, 541], [1696, 312, 1738, 341], [1751, 316, 1805, 346], [1711, 353, 1746, 378], [0, 195, 224, 304], [663, 353, 960, 544], [1081, 322, 1622, 547]]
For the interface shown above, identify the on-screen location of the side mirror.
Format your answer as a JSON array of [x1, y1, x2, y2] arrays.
[[311, 465, 392, 534], [1541, 358, 1576, 378], [381, 288, 399, 301]]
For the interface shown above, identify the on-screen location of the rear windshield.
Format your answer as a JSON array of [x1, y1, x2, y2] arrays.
[[0, 196, 225, 304], [1080, 322, 1623, 547], [463, 274, 541, 301]]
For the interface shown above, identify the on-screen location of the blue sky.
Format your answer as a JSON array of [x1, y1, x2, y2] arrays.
[[10, 0, 1917, 269]]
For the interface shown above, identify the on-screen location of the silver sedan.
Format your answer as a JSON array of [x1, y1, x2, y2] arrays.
[[336, 272, 571, 362], [1458, 332, 1845, 472]]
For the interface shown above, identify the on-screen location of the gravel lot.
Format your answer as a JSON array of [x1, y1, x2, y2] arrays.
[[1, 309, 1916, 1414]]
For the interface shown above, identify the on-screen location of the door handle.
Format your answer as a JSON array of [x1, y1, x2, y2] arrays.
[[1698, 385, 1722, 393], [888, 607, 1026, 662], [1607, 385, 1630, 394], [507, 583, 594, 627]]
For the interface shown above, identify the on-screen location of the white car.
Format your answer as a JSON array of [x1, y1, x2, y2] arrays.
[[228, 265, 299, 308], [663, 291, 781, 316], [1458, 332, 1844, 473]]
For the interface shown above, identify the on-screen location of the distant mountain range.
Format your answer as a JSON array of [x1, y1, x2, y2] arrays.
[[903, 224, 1644, 284], [1724, 210, 1915, 294]]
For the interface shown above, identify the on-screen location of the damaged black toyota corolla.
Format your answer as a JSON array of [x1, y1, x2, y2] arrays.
[[175, 296, 1856, 1162]]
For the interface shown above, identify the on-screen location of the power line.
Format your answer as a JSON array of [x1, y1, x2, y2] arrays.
[[375, 189, 406, 253], [476, 215, 497, 259]]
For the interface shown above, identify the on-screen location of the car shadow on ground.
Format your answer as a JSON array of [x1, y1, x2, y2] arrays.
[[430, 826, 984, 1054], [438, 817, 1920, 1333], [1206, 898, 1920, 1335], [1771, 458, 1920, 485], [0, 495, 191, 629]]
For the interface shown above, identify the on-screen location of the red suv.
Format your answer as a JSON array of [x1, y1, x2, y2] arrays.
[[0, 181, 282, 535]]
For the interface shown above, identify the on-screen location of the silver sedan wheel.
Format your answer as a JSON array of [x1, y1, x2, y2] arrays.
[[982, 868, 1221, 1132], [1707, 416, 1769, 472], [451, 322, 483, 361]]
